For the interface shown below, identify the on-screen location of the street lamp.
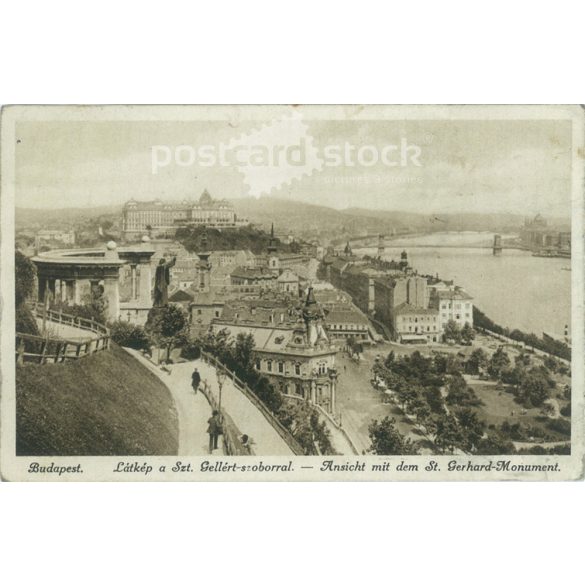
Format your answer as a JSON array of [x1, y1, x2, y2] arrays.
[[216, 368, 227, 411], [328, 367, 338, 416]]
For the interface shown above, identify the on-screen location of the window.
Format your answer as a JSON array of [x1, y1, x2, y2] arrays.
[[197, 309, 202, 315], [294, 363, 301, 376], [215, 310, 220, 317], [278, 361, 284, 374], [267, 360, 272, 372], [255, 359, 261, 370], [318, 362, 327, 375]]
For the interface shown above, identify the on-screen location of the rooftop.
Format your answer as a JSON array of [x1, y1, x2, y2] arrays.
[[433, 288, 474, 301], [393, 302, 438, 316]]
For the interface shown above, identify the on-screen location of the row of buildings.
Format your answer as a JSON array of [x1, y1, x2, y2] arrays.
[[322, 243, 474, 344], [519, 214, 571, 258], [122, 190, 250, 240]]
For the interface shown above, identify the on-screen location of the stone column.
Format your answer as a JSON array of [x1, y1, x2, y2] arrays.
[[130, 265, 137, 300], [329, 378, 336, 415], [37, 276, 47, 302], [66, 280, 78, 303], [47, 279, 56, 302], [138, 262, 152, 306], [103, 277, 120, 321]]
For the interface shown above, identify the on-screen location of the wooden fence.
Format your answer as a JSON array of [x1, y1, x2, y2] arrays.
[[16, 304, 110, 365]]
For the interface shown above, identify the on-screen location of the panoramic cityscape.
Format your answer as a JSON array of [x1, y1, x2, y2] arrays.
[[14, 186, 572, 458]]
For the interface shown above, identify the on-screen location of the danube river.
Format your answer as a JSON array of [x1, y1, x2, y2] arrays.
[[356, 232, 571, 337]]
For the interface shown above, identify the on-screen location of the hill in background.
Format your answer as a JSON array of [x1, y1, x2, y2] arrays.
[[16, 343, 178, 456], [16, 195, 535, 246]]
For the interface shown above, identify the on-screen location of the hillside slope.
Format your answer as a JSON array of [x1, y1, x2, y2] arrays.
[[16, 343, 178, 456], [232, 196, 404, 237]]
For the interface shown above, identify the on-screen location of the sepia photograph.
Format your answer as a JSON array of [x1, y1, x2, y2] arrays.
[[1, 104, 583, 480]]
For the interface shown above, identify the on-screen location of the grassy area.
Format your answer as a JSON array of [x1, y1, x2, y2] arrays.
[[469, 384, 570, 442], [16, 343, 178, 456]]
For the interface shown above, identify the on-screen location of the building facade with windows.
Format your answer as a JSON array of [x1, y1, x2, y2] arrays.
[[392, 303, 440, 343], [211, 289, 339, 413], [429, 285, 474, 332], [122, 190, 249, 239]]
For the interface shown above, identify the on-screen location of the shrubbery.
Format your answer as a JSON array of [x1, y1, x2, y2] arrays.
[[110, 321, 151, 351], [474, 306, 571, 360], [546, 417, 571, 437]]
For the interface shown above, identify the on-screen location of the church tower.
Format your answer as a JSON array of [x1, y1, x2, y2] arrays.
[[343, 241, 352, 256], [302, 286, 328, 347], [267, 223, 280, 274], [377, 234, 385, 259], [196, 227, 212, 292]]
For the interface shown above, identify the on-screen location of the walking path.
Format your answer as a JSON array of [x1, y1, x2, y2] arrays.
[[194, 359, 294, 456], [36, 318, 98, 340], [125, 349, 213, 455]]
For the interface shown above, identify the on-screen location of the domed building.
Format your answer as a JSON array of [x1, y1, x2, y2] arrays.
[[122, 190, 250, 240]]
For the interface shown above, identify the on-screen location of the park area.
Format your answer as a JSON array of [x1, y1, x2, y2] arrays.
[[335, 332, 571, 454]]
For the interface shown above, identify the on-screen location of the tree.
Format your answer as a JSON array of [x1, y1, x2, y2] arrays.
[[515, 352, 531, 368], [467, 348, 488, 375], [455, 408, 485, 452], [519, 367, 552, 407], [369, 417, 419, 455], [476, 433, 516, 455], [446, 375, 469, 405], [15, 251, 40, 336], [543, 355, 559, 373], [145, 304, 189, 362], [233, 333, 255, 372], [434, 414, 463, 454], [443, 319, 462, 344], [460, 322, 475, 345], [15, 250, 36, 307], [488, 346, 511, 379]]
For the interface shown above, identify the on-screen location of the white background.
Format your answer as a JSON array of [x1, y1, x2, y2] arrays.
[[1, 1, 584, 584]]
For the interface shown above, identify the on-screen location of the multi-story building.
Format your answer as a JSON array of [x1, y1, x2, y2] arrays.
[[211, 289, 339, 413], [393, 304, 440, 343], [429, 283, 474, 332], [122, 190, 249, 240], [321, 248, 474, 344], [323, 304, 372, 345], [520, 214, 571, 257], [230, 266, 278, 288]]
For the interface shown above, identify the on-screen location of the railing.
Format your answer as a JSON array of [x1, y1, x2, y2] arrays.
[[284, 394, 360, 455], [15, 331, 111, 364], [16, 304, 110, 365], [198, 380, 254, 456], [200, 350, 305, 455], [29, 301, 109, 335]]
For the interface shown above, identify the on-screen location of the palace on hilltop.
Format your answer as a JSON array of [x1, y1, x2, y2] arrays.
[[122, 189, 249, 240]]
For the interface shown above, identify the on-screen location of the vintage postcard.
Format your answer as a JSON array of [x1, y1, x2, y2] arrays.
[[1, 104, 583, 481]]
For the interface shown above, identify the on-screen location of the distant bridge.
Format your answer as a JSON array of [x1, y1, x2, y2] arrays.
[[344, 241, 525, 251]]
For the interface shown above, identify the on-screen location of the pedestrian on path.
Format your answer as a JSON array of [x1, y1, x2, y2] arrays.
[[240, 434, 255, 454], [191, 368, 201, 394], [207, 410, 223, 453]]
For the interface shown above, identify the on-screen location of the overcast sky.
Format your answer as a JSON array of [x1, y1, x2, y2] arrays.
[[15, 117, 572, 218]]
